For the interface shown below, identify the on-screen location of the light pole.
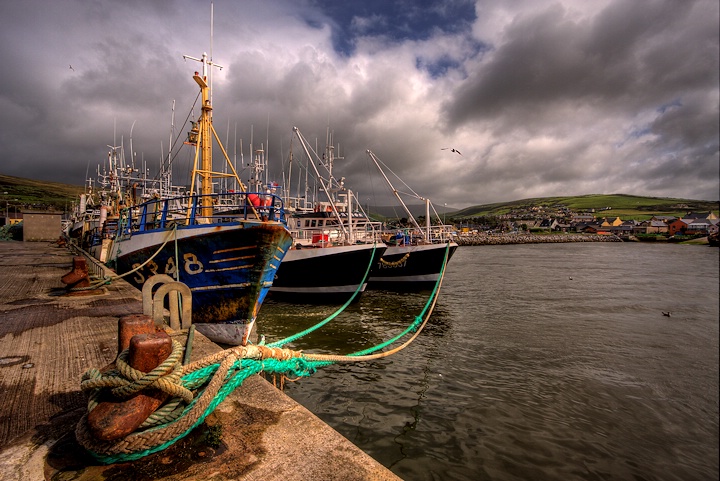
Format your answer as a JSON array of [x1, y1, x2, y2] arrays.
[[444, 203, 447, 225]]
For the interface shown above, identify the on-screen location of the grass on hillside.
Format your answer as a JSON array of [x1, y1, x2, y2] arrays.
[[1, 174, 84, 212], [452, 194, 719, 220]]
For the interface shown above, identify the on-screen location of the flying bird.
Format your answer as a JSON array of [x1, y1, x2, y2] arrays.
[[662, 311, 671, 317], [69, 64, 75, 71], [441, 148, 462, 156]]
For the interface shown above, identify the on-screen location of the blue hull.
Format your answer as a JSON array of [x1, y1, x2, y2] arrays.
[[115, 223, 292, 326]]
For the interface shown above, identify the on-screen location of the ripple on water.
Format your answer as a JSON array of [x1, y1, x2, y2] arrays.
[[264, 244, 719, 481]]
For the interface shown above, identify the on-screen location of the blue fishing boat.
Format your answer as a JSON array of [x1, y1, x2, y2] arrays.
[[99, 52, 292, 345]]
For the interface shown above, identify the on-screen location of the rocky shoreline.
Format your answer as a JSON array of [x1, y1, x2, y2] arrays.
[[455, 233, 622, 246]]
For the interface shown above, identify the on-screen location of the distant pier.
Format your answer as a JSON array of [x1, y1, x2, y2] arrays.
[[455, 233, 622, 246]]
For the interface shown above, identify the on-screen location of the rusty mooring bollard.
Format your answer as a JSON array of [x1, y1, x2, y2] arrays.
[[61, 256, 90, 289], [117, 314, 157, 357], [87, 330, 173, 441]]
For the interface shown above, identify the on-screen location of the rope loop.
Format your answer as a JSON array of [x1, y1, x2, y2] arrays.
[[80, 340, 194, 406], [76, 243, 451, 463]]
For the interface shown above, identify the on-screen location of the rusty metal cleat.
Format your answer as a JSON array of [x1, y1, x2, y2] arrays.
[[61, 256, 90, 289]]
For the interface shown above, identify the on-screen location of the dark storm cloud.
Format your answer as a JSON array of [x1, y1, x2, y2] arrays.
[[0, 0, 717, 208], [439, 0, 718, 202], [445, 0, 716, 128]]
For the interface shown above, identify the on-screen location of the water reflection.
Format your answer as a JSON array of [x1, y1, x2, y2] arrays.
[[257, 243, 719, 481]]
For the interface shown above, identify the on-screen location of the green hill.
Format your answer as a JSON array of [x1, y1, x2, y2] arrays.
[[1, 174, 718, 222], [0, 174, 84, 213], [451, 194, 719, 221]]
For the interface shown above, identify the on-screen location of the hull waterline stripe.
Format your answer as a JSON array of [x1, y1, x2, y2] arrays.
[[205, 264, 253, 273], [270, 283, 367, 294], [368, 273, 439, 282], [209, 255, 254, 264], [190, 283, 252, 291], [213, 246, 255, 255]]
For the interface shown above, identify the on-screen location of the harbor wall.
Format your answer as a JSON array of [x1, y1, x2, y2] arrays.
[[455, 233, 622, 246], [0, 241, 400, 481]]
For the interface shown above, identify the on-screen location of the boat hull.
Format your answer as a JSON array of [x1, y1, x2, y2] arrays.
[[367, 242, 458, 290], [113, 222, 292, 344], [270, 243, 387, 301]]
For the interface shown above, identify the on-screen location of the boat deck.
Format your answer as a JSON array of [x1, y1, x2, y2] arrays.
[[0, 240, 399, 481]]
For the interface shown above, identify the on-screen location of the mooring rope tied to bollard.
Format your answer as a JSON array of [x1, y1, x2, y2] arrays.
[[76, 243, 451, 463]]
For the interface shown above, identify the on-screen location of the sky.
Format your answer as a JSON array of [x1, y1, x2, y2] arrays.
[[1, 0, 718, 209]]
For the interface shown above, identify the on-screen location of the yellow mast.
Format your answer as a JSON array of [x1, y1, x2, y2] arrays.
[[195, 70, 213, 217], [183, 52, 259, 220]]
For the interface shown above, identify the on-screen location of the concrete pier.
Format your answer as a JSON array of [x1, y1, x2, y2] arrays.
[[0, 241, 401, 481]]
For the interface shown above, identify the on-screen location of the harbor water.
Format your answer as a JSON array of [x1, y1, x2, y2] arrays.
[[257, 243, 719, 481]]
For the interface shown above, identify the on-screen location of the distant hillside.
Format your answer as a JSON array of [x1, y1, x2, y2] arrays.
[[1, 175, 717, 222], [0, 174, 84, 212], [369, 203, 458, 219], [451, 194, 719, 221]]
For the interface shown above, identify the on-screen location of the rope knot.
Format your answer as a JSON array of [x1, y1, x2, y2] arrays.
[[80, 340, 194, 405], [256, 345, 298, 361]]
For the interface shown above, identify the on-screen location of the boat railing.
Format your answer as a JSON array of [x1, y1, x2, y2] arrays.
[[382, 224, 456, 246], [288, 216, 384, 247], [428, 224, 457, 243], [114, 191, 287, 238], [66, 238, 115, 279]]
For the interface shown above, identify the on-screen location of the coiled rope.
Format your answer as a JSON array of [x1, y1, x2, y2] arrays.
[[76, 243, 451, 463]]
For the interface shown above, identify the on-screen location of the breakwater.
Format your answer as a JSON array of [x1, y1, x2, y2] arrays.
[[455, 233, 622, 245]]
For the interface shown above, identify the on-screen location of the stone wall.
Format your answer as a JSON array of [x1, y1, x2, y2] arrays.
[[455, 233, 622, 246]]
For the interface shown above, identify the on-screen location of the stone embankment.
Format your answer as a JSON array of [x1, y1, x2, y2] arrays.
[[455, 233, 622, 246]]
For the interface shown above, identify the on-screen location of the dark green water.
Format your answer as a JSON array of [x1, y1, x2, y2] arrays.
[[257, 243, 719, 481]]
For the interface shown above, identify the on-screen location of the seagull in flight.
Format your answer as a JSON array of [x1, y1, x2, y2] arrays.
[[442, 148, 462, 156], [69, 64, 75, 71]]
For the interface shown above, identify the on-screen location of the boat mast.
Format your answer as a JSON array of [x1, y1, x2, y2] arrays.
[[293, 126, 350, 241], [183, 52, 222, 216], [366, 150, 426, 240]]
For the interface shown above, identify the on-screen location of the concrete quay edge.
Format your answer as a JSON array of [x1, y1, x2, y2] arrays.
[[0, 240, 401, 481]]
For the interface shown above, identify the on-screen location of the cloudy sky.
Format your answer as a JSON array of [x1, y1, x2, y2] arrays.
[[1, 0, 718, 208]]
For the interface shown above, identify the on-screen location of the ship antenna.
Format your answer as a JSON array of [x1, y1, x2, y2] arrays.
[[210, 2, 214, 106]]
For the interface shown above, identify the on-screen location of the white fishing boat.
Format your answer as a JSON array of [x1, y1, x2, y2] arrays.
[[365, 150, 458, 290], [269, 127, 386, 300]]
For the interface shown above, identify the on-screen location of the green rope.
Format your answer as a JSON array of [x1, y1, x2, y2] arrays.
[[77, 242, 451, 464], [82, 355, 319, 463], [301, 241, 451, 369], [267, 242, 379, 348]]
